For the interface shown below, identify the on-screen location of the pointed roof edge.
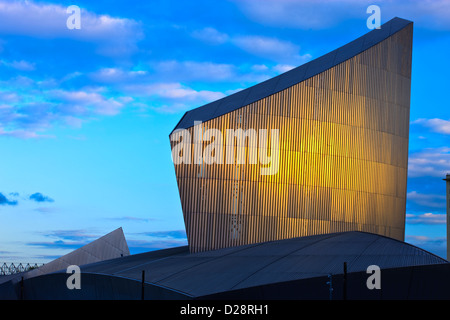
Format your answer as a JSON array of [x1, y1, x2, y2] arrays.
[[170, 17, 413, 135], [5, 227, 130, 283]]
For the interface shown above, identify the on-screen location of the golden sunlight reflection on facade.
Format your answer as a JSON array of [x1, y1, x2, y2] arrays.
[[170, 24, 413, 253]]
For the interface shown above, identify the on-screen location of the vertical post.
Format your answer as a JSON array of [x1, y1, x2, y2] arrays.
[[326, 274, 333, 300], [343, 262, 347, 300], [444, 174, 450, 261], [141, 270, 145, 300], [20, 277, 24, 300]]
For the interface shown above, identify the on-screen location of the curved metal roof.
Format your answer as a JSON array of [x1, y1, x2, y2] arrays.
[[171, 17, 413, 134], [76, 231, 446, 298]]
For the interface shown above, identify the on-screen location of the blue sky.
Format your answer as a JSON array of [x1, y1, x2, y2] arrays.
[[0, 0, 449, 263]]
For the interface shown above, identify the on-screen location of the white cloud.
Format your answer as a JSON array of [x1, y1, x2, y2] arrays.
[[153, 60, 236, 82], [407, 191, 446, 209], [130, 82, 225, 101], [90, 68, 147, 83], [191, 27, 229, 45], [388, 0, 450, 30], [0, 127, 54, 139], [150, 60, 299, 84], [232, 0, 370, 29], [232, 35, 302, 61], [0, 0, 142, 56], [0, 74, 134, 138], [406, 235, 446, 244], [50, 89, 127, 116], [406, 212, 446, 225], [0, 91, 20, 103], [251, 64, 269, 72], [412, 118, 450, 135], [124, 82, 225, 113], [10, 60, 36, 71], [272, 64, 297, 73], [408, 147, 450, 178], [232, 0, 450, 30], [0, 59, 36, 71], [190, 26, 311, 64]]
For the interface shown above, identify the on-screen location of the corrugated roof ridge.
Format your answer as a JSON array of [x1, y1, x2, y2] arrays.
[[356, 231, 449, 265], [228, 232, 343, 290], [152, 241, 266, 284], [345, 232, 384, 272]]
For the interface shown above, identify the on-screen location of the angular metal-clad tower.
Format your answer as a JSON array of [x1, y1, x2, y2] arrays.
[[170, 17, 413, 253]]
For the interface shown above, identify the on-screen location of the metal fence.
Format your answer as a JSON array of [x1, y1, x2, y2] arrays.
[[0, 263, 44, 276]]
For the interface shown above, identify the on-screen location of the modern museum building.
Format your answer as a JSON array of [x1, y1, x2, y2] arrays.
[[2, 17, 450, 300]]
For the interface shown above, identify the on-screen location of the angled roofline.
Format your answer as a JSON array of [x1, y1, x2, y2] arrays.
[[170, 17, 413, 135]]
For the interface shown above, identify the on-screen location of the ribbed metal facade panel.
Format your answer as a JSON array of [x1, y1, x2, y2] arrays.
[[170, 21, 413, 253]]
